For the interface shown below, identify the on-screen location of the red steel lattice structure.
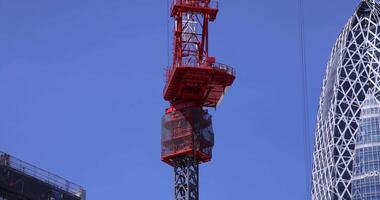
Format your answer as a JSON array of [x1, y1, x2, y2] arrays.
[[161, 1, 235, 200]]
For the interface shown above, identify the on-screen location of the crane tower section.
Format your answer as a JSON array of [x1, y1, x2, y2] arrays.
[[161, 1, 235, 200]]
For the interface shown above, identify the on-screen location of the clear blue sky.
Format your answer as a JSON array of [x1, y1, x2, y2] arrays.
[[0, 0, 361, 199]]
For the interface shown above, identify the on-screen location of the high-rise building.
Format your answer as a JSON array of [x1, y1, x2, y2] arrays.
[[312, 0, 380, 199], [351, 89, 380, 199]]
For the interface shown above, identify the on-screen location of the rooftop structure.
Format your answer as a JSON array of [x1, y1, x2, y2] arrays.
[[0, 151, 85, 200]]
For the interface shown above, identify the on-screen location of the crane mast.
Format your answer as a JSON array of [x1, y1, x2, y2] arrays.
[[161, 1, 235, 199], [172, 0, 215, 67]]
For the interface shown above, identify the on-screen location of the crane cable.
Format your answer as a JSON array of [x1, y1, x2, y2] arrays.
[[167, 0, 170, 67], [297, 0, 312, 199]]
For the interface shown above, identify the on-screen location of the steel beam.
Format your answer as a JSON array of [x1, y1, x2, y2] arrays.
[[174, 157, 199, 200]]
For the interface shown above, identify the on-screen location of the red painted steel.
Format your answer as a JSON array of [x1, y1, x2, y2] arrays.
[[162, 0, 235, 165], [161, 108, 214, 166], [164, 63, 235, 107]]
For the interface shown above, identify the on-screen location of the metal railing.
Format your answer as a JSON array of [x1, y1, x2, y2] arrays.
[[164, 62, 235, 83], [172, 0, 219, 10], [0, 151, 85, 198], [211, 62, 236, 76]]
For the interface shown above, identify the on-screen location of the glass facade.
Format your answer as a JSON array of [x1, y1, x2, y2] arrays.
[[352, 91, 380, 200], [312, 1, 380, 199]]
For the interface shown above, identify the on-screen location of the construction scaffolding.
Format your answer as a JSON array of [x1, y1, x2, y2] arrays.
[[161, 108, 214, 166]]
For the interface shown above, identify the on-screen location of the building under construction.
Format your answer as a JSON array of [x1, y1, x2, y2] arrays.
[[161, 0, 235, 200], [0, 151, 85, 200]]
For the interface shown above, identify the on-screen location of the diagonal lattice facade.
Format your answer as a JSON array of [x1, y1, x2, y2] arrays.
[[312, 0, 380, 199]]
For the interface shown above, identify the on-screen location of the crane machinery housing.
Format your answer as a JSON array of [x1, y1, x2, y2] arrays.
[[161, 0, 235, 199]]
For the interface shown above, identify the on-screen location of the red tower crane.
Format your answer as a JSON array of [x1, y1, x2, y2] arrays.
[[161, 1, 235, 199]]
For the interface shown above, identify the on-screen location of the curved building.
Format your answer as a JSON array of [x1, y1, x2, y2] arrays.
[[351, 90, 380, 200], [312, 0, 380, 199]]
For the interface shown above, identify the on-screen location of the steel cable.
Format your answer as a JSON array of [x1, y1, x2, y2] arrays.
[[297, 0, 312, 199], [167, 0, 170, 67]]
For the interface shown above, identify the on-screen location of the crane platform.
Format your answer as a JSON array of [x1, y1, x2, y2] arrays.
[[164, 63, 235, 107]]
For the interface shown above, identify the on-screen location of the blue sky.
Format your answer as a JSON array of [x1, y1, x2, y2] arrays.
[[0, 0, 361, 199]]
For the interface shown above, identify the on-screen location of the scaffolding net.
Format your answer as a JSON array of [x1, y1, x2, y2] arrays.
[[161, 108, 214, 164]]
